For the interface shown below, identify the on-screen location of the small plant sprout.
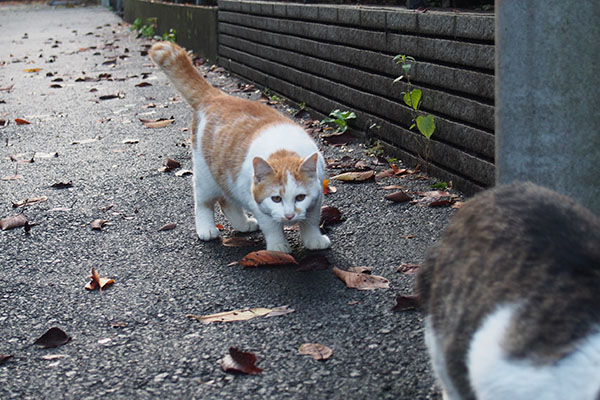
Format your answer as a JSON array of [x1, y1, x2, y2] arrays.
[[393, 54, 436, 169], [321, 109, 357, 134]]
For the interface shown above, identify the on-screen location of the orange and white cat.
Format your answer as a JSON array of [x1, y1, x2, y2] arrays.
[[149, 42, 330, 253]]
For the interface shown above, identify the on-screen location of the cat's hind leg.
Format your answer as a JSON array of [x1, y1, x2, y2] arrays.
[[299, 204, 331, 250], [218, 198, 258, 233]]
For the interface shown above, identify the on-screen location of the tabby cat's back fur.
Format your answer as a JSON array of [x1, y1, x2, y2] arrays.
[[417, 182, 600, 400], [149, 42, 330, 253]]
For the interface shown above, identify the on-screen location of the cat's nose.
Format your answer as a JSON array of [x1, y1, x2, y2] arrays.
[[284, 213, 295, 220]]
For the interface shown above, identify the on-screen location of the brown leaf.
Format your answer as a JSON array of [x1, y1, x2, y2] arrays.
[[12, 196, 48, 208], [331, 170, 375, 182], [381, 185, 405, 190], [85, 267, 115, 292], [295, 254, 331, 272], [122, 138, 139, 144], [158, 223, 177, 231], [140, 118, 174, 128], [187, 305, 294, 323], [98, 92, 124, 100], [375, 169, 395, 180], [384, 191, 413, 203], [0, 214, 28, 231], [353, 160, 371, 170], [135, 82, 152, 87], [15, 118, 31, 125], [397, 263, 420, 274], [332, 266, 390, 290], [414, 190, 458, 207], [298, 343, 333, 361], [0, 84, 14, 92], [220, 347, 263, 375], [322, 130, 353, 146], [1, 174, 23, 181], [451, 201, 465, 209], [320, 206, 343, 227], [34, 327, 71, 348], [90, 219, 107, 230], [165, 158, 181, 170], [392, 294, 420, 311], [71, 138, 99, 145], [240, 250, 297, 267], [221, 236, 260, 247], [0, 119, 8, 128], [50, 84, 63, 88], [50, 181, 73, 189], [0, 354, 13, 363], [24, 68, 42, 73], [322, 179, 337, 195]]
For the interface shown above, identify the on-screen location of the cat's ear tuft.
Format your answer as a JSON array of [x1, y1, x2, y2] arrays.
[[300, 153, 319, 176], [253, 157, 274, 183]]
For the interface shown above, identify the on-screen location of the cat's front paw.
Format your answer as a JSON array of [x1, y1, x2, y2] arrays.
[[303, 234, 331, 250], [196, 226, 220, 241], [237, 217, 258, 233], [149, 42, 181, 69], [267, 241, 292, 254]]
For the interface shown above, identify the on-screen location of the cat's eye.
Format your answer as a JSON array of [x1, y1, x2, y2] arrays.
[[295, 194, 306, 202], [271, 196, 282, 203]]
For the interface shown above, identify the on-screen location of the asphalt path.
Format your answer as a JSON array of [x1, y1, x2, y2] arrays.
[[0, 5, 460, 399]]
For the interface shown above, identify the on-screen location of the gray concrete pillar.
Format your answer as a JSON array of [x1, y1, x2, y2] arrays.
[[495, 1, 600, 214]]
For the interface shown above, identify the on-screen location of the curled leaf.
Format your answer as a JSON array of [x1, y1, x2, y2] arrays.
[[34, 327, 71, 348], [187, 305, 294, 324], [158, 223, 177, 231], [12, 196, 48, 208], [331, 170, 375, 182], [220, 347, 263, 375], [90, 219, 107, 230], [332, 266, 390, 290], [0, 354, 13, 363], [85, 267, 114, 291], [397, 263, 420, 274], [221, 236, 260, 247], [320, 206, 343, 227], [15, 118, 31, 125], [299, 343, 333, 361], [240, 250, 297, 267], [175, 169, 193, 177], [384, 191, 412, 203], [0, 214, 28, 231], [140, 118, 174, 128]]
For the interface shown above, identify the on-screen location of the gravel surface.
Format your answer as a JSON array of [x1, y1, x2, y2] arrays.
[[0, 5, 461, 399]]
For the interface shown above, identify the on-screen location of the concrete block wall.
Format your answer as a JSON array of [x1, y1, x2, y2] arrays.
[[217, 0, 495, 193]]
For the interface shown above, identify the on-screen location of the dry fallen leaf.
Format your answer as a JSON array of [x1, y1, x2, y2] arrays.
[[85, 267, 115, 292], [12, 196, 48, 208], [384, 191, 413, 203], [322, 130, 353, 146], [320, 206, 343, 227], [332, 266, 390, 290], [72, 138, 99, 145], [140, 117, 174, 128], [187, 305, 294, 323], [0, 214, 28, 231], [414, 190, 458, 207], [50, 181, 73, 189], [34, 327, 71, 348], [122, 138, 139, 144], [1, 174, 23, 181], [90, 219, 107, 230], [15, 118, 31, 125], [331, 170, 375, 182], [240, 250, 297, 267], [392, 294, 420, 311], [175, 169, 193, 177], [220, 347, 263, 375], [158, 158, 181, 172], [158, 223, 177, 231], [0, 354, 13, 363], [24, 68, 42, 73], [322, 179, 337, 195], [298, 343, 333, 361], [41, 354, 67, 360], [0, 119, 8, 128], [221, 236, 260, 247], [135, 81, 152, 87], [397, 263, 420, 274]]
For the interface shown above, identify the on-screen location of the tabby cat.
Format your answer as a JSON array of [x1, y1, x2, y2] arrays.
[[149, 42, 330, 253], [417, 182, 600, 400]]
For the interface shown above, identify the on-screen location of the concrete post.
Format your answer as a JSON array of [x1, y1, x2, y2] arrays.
[[495, 1, 600, 214]]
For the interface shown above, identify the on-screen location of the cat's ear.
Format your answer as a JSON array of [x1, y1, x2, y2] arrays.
[[299, 153, 319, 176], [253, 157, 274, 183]]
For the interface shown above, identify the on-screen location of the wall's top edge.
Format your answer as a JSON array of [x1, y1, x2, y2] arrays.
[[139, 0, 218, 10], [218, 0, 494, 41]]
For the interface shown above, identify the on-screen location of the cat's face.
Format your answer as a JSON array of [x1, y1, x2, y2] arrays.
[[252, 152, 321, 224]]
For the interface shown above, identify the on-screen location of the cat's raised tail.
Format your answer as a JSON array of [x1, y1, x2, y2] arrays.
[[149, 41, 218, 109]]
